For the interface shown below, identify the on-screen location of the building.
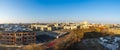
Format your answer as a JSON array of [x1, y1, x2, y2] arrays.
[[80, 21, 90, 29], [53, 23, 63, 30], [0, 25, 36, 45], [64, 25, 80, 30], [31, 24, 56, 31], [0, 31, 36, 45]]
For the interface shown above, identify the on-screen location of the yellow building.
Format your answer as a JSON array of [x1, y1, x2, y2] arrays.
[[31, 24, 55, 31]]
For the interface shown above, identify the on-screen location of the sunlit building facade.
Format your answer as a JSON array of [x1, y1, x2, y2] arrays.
[[0, 31, 36, 45]]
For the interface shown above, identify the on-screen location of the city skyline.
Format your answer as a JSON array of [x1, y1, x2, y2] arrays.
[[0, 0, 120, 24]]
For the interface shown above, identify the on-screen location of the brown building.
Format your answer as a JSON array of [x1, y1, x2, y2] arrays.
[[0, 31, 36, 45]]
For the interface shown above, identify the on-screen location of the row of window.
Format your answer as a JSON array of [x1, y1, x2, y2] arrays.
[[23, 37, 35, 39], [1, 40, 14, 42], [2, 37, 15, 39], [2, 33, 35, 36], [16, 33, 35, 36]]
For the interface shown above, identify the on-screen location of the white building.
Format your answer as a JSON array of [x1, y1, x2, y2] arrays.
[[64, 25, 79, 30], [31, 24, 55, 31], [80, 21, 90, 29]]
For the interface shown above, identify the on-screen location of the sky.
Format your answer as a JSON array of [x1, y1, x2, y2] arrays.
[[0, 0, 120, 24]]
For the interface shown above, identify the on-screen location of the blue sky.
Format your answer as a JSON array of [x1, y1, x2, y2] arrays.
[[0, 0, 120, 24]]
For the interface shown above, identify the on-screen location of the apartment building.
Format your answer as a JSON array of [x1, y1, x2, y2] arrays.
[[64, 25, 80, 30], [0, 31, 36, 45], [31, 24, 56, 31]]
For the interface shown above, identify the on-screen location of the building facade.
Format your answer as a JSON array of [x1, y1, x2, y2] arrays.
[[64, 25, 80, 30], [0, 31, 36, 45], [31, 24, 56, 31]]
